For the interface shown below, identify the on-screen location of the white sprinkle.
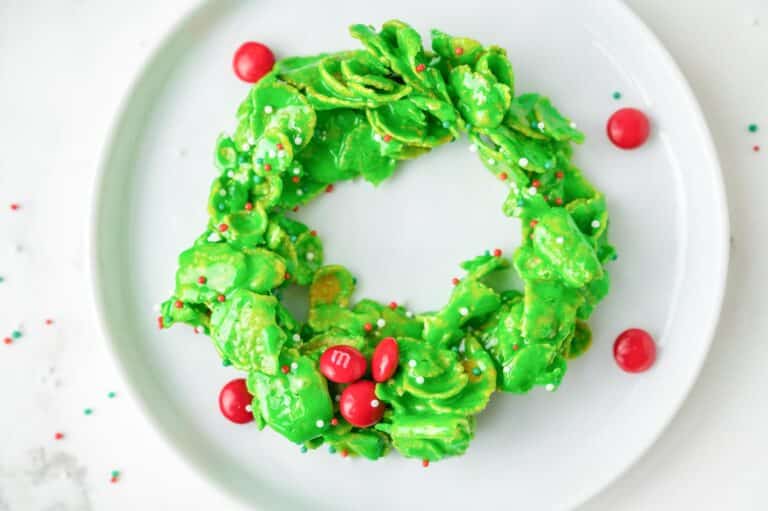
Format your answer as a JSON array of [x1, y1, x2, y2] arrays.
[[537, 121, 545, 130], [469, 144, 477, 153], [153, 304, 160, 312], [458, 307, 469, 317], [415, 376, 425, 384], [247, 135, 256, 145], [335, 394, 341, 402], [370, 399, 380, 408], [518, 157, 529, 167], [405, 311, 414, 318], [306, 252, 315, 261], [208, 232, 221, 242], [294, 136, 303, 145], [569, 121, 577, 128], [545, 383, 555, 392], [277, 150, 286, 158], [316, 419, 324, 428], [487, 158, 496, 165], [219, 189, 227, 196], [591, 220, 601, 228], [528, 186, 537, 195], [245, 404, 252, 412], [268, 150, 276, 158], [293, 167, 301, 175], [241, 143, 250, 151], [556, 236, 564, 244], [373, 133, 382, 142], [297, 189, 304, 196], [291, 362, 299, 370], [503, 366, 511, 373], [292, 334, 301, 342], [227, 171, 234, 178], [408, 359, 417, 368], [264, 105, 273, 114], [376, 318, 386, 328]]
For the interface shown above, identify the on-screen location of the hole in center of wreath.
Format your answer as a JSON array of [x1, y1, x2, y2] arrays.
[[282, 142, 522, 319]]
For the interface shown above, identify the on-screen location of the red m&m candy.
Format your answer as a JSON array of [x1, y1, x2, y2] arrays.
[[233, 42, 275, 83], [219, 378, 254, 424], [319, 345, 367, 383], [372, 337, 399, 382], [613, 328, 656, 373], [339, 380, 384, 428], [606, 108, 650, 149]]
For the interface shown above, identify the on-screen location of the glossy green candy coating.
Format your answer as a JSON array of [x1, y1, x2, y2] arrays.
[[159, 20, 614, 463]]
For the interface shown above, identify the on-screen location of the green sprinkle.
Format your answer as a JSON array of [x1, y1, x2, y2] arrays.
[[472, 367, 482, 376], [222, 358, 232, 367], [111, 470, 120, 478], [107, 392, 116, 399], [300, 445, 308, 453], [351, 277, 358, 285], [749, 123, 759, 133], [483, 250, 490, 256], [11, 330, 21, 339], [0, 276, 4, 283], [328, 445, 336, 454], [84, 408, 93, 415], [612, 91, 622, 100]]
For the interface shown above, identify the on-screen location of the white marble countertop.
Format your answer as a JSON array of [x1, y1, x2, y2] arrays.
[[1, 1, 766, 509]]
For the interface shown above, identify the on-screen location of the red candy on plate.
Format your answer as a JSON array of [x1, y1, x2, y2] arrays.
[[219, 378, 254, 424], [613, 328, 656, 373], [339, 380, 384, 428], [606, 107, 650, 149], [233, 42, 275, 83], [371, 337, 399, 382], [319, 345, 367, 383]]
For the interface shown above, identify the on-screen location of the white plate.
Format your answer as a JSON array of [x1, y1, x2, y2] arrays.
[[90, 1, 728, 509]]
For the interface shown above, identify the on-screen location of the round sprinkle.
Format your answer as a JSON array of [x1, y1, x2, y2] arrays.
[[569, 121, 577, 128], [528, 187, 537, 195], [545, 383, 555, 392], [281, 365, 290, 374], [537, 121, 545, 130], [45, 319, 54, 325], [556, 236, 564, 244], [591, 220, 601, 228], [107, 392, 116, 399], [415, 376, 425, 385], [518, 157, 529, 167], [84, 408, 93, 415], [422, 459, 430, 468], [218, 223, 229, 232], [264, 105, 273, 114], [383, 134, 393, 143], [493, 248, 502, 257], [472, 367, 481, 376], [451, 277, 460, 286], [292, 167, 301, 175], [458, 307, 469, 316], [454, 47, 464, 56], [373, 133, 382, 142], [335, 394, 341, 402], [499, 172, 508, 181], [376, 318, 386, 328], [532, 179, 541, 188], [306, 252, 315, 261], [555, 171, 565, 180], [263, 163, 272, 172], [503, 366, 511, 373], [292, 333, 301, 342], [300, 445, 308, 453], [11, 330, 22, 339], [290, 362, 298, 370], [219, 189, 227, 196], [408, 359, 417, 368], [174, 300, 183, 309], [469, 144, 478, 153], [554, 197, 563, 206], [328, 445, 336, 454], [364, 323, 373, 332], [54, 432, 64, 440], [370, 399, 380, 408], [415, 63, 426, 72], [315, 419, 325, 428], [330, 418, 339, 426], [198, 276, 207, 284], [612, 91, 622, 100], [748, 123, 759, 133], [9, 203, 20, 211], [754, 145, 761, 152], [389, 301, 398, 310], [217, 294, 226, 302], [297, 189, 304, 196], [529, 219, 539, 228], [341, 449, 349, 458], [487, 158, 496, 165], [325, 184, 334, 193], [405, 311, 414, 318]]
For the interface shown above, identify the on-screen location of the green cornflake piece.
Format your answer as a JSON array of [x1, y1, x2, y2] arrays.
[[160, 19, 615, 464]]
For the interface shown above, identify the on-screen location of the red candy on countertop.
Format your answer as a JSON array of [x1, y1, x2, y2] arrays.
[[613, 328, 656, 373], [339, 380, 384, 428], [219, 378, 254, 424], [606, 107, 650, 149], [319, 345, 367, 383], [371, 337, 399, 382], [233, 42, 275, 83]]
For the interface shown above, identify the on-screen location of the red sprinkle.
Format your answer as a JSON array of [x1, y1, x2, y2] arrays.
[[292, 206, 299, 212], [325, 184, 334, 193], [55, 432, 64, 440], [554, 197, 563, 206], [310, 230, 317, 237], [389, 301, 398, 310], [218, 223, 229, 232], [499, 172, 508, 181], [340, 450, 349, 458], [110, 477, 119, 484], [10, 203, 20, 211], [555, 171, 565, 180], [422, 459, 430, 468], [529, 219, 539, 228], [264, 164, 272, 172], [156, 316, 164, 329], [754, 145, 761, 152], [217, 294, 226, 302], [174, 300, 183, 309], [3, 337, 11, 345], [284, 272, 291, 281], [276, 143, 283, 150], [383, 134, 393, 143], [415, 63, 426, 72], [44, 319, 54, 325], [532, 179, 541, 188], [244, 202, 253, 211], [330, 417, 339, 426], [454, 47, 464, 56], [193, 327, 200, 334], [363, 323, 373, 332], [512, 343, 519, 351], [292, 176, 300, 183], [492, 248, 502, 257], [198, 276, 207, 284], [451, 277, 460, 286], [281, 365, 290, 374]]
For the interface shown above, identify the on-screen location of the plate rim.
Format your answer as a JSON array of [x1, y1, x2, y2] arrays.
[[87, 1, 730, 509]]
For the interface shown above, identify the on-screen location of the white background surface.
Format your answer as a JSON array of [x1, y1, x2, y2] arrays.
[[0, 1, 765, 510]]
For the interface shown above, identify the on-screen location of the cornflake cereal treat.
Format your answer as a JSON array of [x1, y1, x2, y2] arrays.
[[159, 20, 616, 464]]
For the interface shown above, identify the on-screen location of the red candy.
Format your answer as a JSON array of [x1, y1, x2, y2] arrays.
[[218, 378, 254, 424], [606, 108, 650, 149], [339, 380, 384, 428], [613, 328, 656, 373], [233, 42, 275, 83], [372, 337, 399, 382], [319, 345, 367, 383]]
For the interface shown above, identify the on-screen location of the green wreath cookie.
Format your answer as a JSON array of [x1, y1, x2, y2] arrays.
[[159, 20, 615, 464]]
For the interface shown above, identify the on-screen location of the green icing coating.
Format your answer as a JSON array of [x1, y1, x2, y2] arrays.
[[159, 20, 615, 463]]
